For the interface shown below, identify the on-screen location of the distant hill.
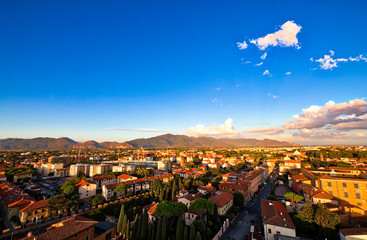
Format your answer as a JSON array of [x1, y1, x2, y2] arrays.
[[0, 134, 298, 150]]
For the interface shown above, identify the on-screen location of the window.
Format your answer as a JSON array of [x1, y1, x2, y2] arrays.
[[356, 192, 361, 199], [357, 202, 362, 207], [354, 184, 359, 189], [86, 227, 89, 233], [85, 236, 89, 240], [276, 231, 280, 234], [327, 182, 332, 187], [74, 234, 78, 239], [329, 190, 333, 196], [343, 183, 347, 188], [344, 192, 349, 198], [268, 228, 272, 234]]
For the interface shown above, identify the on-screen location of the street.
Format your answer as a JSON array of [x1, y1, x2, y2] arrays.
[[219, 171, 278, 240]]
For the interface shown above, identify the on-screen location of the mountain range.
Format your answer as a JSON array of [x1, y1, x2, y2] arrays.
[[0, 134, 299, 150]]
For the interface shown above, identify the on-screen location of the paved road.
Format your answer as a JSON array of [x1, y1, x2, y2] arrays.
[[220, 171, 278, 240]]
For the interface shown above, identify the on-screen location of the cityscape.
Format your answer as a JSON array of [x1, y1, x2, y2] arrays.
[[1, 1, 367, 240]]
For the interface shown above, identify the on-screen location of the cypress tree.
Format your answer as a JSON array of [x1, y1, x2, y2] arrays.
[[151, 225, 155, 240], [122, 214, 128, 237], [141, 212, 149, 240], [178, 178, 183, 189], [117, 204, 125, 234], [175, 219, 184, 240], [137, 214, 143, 240], [162, 217, 167, 240], [132, 214, 139, 240], [148, 225, 152, 240], [125, 220, 130, 240], [172, 181, 177, 200], [189, 224, 196, 240], [159, 190, 164, 202], [195, 232, 201, 240], [155, 218, 163, 240], [183, 226, 189, 240]]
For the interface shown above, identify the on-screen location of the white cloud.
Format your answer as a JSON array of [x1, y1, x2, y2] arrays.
[[255, 62, 263, 66], [263, 70, 270, 75], [286, 72, 292, 75], [187, 118, 240, 137], [250, 21, 302, 50], [216, 87, 221, 91], [261, 52, 267, 60], [268, 93, 279, 99], [107, 128, 164, 132], [237, 41, 248, 50], [312, 51, 367, 70], [212, 98, 219, 103]]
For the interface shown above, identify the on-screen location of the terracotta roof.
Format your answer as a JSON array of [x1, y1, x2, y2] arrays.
[[144, 202, 158, 216], [75, 179, 96, 187], [19, 199, 48, 212], [219, 180, 250, 191], [0, 181, 34, 208], [312, 191, 334, 200], [291, 174, 309, 181], [340, 228, 367, 236], [118, 174, 133, 180], [91, 174, 116, 180], [21, 216, 97, 240], [209, 192, 233, 208], [261, 200, 295, 229], [14, 172, 31, 176], [180, 192, 204, 201]]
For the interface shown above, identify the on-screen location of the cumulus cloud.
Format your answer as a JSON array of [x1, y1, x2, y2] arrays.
[[250, 21, 302, 50], [237, 41, 248, 50], [285, 72, 292, 75], [107, 128, 165, 132], [187, 118, 240, 137], [255, 62, 263, 66], [263, 70, 270, 75], [243, 99, 367, 134], [312, 50, 367, 70], [261, 52, 267, 60]]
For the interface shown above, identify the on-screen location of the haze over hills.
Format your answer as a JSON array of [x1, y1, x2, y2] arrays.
[[0, 134, 298, 150]]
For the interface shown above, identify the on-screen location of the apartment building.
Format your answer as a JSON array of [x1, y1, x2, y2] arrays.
[[89, 164, 112, 177], [40, 163, 64, 176], [70, 164, 90, 177], [75, 179, 97, 199]]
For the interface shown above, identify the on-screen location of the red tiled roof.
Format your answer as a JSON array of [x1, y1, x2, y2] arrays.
[[261, 200, 295, 229], [118, 174, 133, 180], [209, 192, 233, 208], [91, 174, 116, 180], [75, 179, 96, 187], [19, 199, 48, 212], [21, 216, 97, 240]]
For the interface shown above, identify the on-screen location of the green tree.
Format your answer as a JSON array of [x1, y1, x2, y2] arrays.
[[162, 217, 167, 240], [159, 190, 164, 201], [315, 204, 341, 229], [155, 218, 163, 240], [125, 217, 130, 240], [195, 232, 201, 240], [233, 191, 244, 207], [189, 224, 196, 240], [117, 204, 125, 234], [90, 194, 106, 206], [183, 226, 189, 240], [172, 181, 178, 200], [192, 219, 206, 240], [114, 184, 131, 197], [189, 198, 214, 219], [284, 192, 304, 211], [122, 214, 128, 237], [175, 219, 184, 240], [60, 182, 77, 196], [132, 214, 139, 240], [141, 212, 148, 240], [297, 202, 314, 224], [151, 179, 163, 192]]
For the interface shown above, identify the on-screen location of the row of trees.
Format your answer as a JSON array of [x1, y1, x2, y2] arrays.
[[294, 203, 341, 240]]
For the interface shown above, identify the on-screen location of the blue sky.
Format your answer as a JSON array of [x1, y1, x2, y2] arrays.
[[1, 1, 367, 144]]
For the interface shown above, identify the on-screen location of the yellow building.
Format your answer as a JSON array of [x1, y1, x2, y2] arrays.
[[318, 175, 367, 216]]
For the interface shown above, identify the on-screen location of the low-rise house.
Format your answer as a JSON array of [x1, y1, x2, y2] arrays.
[[75, 179, 97, 199], [261, 200, 296, 240], [13, 172, 32, 183], [92, 174, 118, 189], [19, 199, 48, 224], [209, 192, 233, 215], [21, 216, 98, 240], [340, 228, 367, 240], [197, 184, 217, 196], [117, 174, 137, 182], [177, 193, 204, 208], [102, 181, 134, 201], [143, 202, 158, 223], [219, 180, 250, 202]]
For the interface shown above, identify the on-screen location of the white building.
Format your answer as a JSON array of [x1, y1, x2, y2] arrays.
[[40, 163, 64, 176], [89, 164, 112, 177], [69, 164, 90, 177], [75, 179, 97, 199], [261, 200, 296, 240], [158, 160, 171, 171]]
